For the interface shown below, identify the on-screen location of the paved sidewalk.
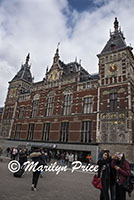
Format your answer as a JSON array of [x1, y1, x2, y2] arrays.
[[0, 158, 133, 200]]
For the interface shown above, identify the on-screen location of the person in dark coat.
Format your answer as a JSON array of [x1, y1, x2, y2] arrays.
[[111, 152, 130, 200], [6, 147, 10, 157], [30, 148, 46, 191], [97, 150, 111, 200]]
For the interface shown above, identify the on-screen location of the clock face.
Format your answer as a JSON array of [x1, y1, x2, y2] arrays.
[[109, 64, 118, 72], [48, 69, 59, 81], [106, 63, 119, 76]]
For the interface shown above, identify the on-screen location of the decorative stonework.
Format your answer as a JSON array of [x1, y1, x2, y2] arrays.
[[100, 111, 127, 143]]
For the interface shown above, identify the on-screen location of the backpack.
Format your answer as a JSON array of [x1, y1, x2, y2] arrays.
[[39, 154, 46, 166], [122, 172, 134, 197]]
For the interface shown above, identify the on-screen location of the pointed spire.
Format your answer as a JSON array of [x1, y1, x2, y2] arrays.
[[114, 17, 119, 32], [25, 53, 30, 64], [53, 43, 60, 64]]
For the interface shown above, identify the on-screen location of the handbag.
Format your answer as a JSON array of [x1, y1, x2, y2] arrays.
[[92, 174, 102, 189], [122, 173, 134, 193]]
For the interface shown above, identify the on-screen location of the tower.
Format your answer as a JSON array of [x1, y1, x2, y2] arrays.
[[1, 54, 33, 138], [97, 18, 134, 144]]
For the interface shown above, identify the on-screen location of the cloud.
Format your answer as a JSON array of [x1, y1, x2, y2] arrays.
[[0, 0, 134, 106]]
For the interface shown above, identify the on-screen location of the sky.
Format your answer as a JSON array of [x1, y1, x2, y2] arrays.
[[0, 0, 134, 107]]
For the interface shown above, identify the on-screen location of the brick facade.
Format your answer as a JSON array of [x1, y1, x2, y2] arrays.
[[0, 18, 134, 162]]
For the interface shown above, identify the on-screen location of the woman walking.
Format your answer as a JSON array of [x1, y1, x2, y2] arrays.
[[30, 147, 46, 191], [97, 150, 111, 200], [111, 152, 130, 200]]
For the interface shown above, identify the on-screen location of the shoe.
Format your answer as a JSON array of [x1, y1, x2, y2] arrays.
[[34, 188, 37, 191]]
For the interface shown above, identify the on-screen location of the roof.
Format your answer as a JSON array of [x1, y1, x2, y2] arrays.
[[59, 60, 91, 82], [100, 31, 127, 55], [11, 63, 33, 83], [91, 73, 99, 80], [10, 54, 33, 84], [98, 18, 132, 56], [59, 60, 80, 74]]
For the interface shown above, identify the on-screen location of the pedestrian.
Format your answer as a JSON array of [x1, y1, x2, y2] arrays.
[[111, 152, 130, 200], [48, 150, 52, 162], [30, 147, 46, 191], [97, 150, 111, 200], [6, 147, 10, 157], [12, 147, 18, 160], [60, 152, 65, 166], [68, 153, 74, 168], [74, 153, 78, 161], [44, 151, 48, 163], [86, 154, 92, 165], [56, 150, 60, 160], [65, 152, 69, 165], [0, 147, 3, 161]]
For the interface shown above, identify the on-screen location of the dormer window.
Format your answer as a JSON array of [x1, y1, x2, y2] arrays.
[[110, 43, 116, 50]]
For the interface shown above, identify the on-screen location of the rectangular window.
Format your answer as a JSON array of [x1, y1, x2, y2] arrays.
[[31, 100, 39, 118], [63, 94, 72, 115], [45, 96, 54, 117], [42, 123, 50, 141], [81, 121, 92, 143], [83, 97, 93, 114], [14, 124, 21, 139], [110, 93, 117, 111], [18, 107, 24, 119], [59, 122, 69, 142], [27, 123, 35, 140]]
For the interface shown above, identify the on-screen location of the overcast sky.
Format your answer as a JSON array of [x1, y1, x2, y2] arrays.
[[0, 0, 134, 107]]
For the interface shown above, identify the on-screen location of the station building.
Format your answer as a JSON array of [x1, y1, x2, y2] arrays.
[[0, 18, 134, 162]]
